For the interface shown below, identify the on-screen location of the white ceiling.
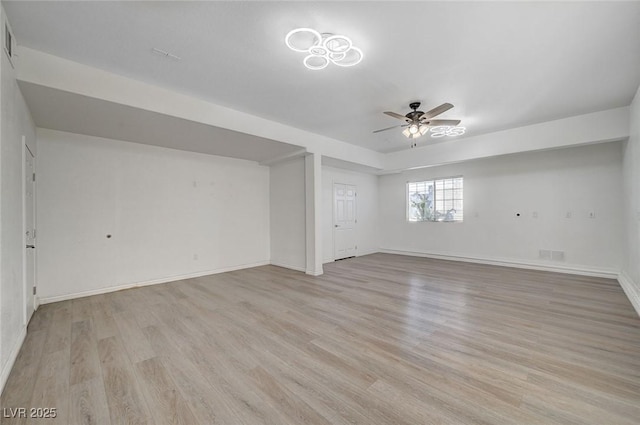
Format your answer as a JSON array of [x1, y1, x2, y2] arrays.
[[4, 1, 640, 153], [19, 82, 302, 163]]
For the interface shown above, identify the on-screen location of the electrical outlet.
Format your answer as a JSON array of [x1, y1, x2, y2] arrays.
[[532, 211, 538, 219], [566, 211, 572, 219]]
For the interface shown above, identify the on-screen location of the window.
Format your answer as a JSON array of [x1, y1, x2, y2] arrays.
[[407, 176, 463, 222], [4, 20, 14, 67], [4, 24, 11, 58]]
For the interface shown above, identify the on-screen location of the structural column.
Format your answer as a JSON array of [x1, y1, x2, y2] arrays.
[[305, 152, 323, 276]]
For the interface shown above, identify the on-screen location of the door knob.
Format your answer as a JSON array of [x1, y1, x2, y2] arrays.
[[334, 225, 338, 228], [26, 245, 35, 249]]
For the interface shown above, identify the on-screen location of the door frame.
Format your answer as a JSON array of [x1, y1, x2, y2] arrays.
[[332, 181, 357, 261], [22, 137, 37, 325]]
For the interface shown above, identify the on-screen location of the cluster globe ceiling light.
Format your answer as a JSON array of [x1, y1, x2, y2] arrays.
[[285, 28, 363, 70]]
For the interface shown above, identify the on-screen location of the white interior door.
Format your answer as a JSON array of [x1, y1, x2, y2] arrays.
[[24, 143, 36, 323], [334, 183, 357, 260]]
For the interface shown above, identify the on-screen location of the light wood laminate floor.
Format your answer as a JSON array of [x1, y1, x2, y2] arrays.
[[2, 253, 640, 425]]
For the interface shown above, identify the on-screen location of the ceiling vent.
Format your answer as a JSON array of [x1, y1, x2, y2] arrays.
[[151, 47, 181, 61]]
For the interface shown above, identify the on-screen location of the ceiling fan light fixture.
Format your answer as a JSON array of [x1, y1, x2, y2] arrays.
[[403, 123, 429, 139], [375, 102, 463, 146], [286, 28, 363, 69]]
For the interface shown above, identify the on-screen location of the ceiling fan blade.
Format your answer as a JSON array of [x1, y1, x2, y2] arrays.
[[420, 103, 454, 120], [384, 111, 410, 121], [373, 124, 405, 133], [424, 119, 461, 126]]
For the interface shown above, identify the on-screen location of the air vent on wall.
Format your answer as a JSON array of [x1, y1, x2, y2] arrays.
[[539, 250, 551, 260], [539, 249, 565, 261]]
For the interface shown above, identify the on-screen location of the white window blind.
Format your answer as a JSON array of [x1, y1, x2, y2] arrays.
[[407, 176, 463, 222]]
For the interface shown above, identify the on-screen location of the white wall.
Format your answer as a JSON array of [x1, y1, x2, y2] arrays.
[[0, 7, 37, 394], [322, 166, 379, 263], [621, 85, 640, 313], [36, 129, 270, 301], [269, 157, 306, 271], [379, 142, 624, 275]]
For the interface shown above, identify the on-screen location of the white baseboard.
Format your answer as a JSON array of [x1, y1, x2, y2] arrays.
[[322, 248, 381, 264], [379, 248, 619, 279], [357, 248, 379, 258], [270, 260, 323, 276], [270, 261, 306, 273], [618, 271, 640, 317], [39, 261, 269, 304], [0, 326, 26, 397]]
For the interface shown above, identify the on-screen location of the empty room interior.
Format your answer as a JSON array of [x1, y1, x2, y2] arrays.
[[1, 1, 640, 424]]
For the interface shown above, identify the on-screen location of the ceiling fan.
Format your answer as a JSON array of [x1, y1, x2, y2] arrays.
[[374, 101, 462, 147]]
